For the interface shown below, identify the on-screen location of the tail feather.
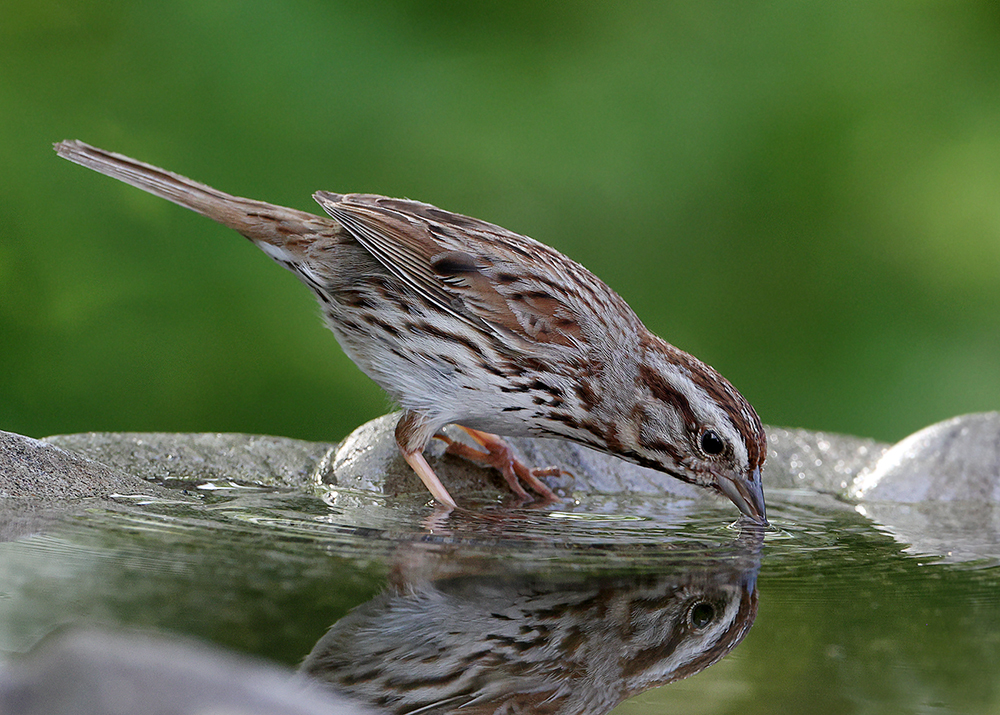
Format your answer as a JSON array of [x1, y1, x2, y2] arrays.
[[54, 140, 325, 243]]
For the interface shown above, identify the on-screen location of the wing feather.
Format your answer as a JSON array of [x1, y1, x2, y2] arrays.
[[312, 192, 635, 352]]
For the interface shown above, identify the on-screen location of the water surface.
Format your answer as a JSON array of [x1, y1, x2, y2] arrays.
[[1, 488, 997, 713]]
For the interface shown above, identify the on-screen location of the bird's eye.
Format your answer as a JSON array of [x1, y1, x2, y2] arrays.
[[700, 429, 726, 456], [690, 601, 715, 629]]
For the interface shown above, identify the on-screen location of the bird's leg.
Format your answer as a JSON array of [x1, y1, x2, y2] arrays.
[[400, 449, 458, 508], [395, 411, 458, 508], [436, 426, 563, 502]]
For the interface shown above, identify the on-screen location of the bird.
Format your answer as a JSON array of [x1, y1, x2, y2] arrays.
[[54, 140, 767, 523]]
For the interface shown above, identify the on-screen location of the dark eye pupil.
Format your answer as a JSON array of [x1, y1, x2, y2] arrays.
[[691, 602, 715, 628], [701, 429, 725, 455]]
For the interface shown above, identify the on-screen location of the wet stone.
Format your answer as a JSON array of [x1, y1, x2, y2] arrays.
[[851, 412, 1000, 502], [764, 426, 889, 496], [0, 429, 179, 541], [0, 430, 159, 502], [43, 432, 340, 491], [847, 411, 1000, 563], [855, 500, 1000, 564], [330, 412, 705, 502], [0, 412, 992, 509], [0, 412, 995, 559]]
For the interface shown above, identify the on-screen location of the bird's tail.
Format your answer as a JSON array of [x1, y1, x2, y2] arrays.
[[54, 140, 325, 244]]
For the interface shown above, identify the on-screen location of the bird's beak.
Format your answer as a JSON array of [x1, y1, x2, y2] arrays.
[[717, 466, 768, 525]]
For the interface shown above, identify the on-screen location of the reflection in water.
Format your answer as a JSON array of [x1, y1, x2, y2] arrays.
[[302, 524, 762, 715]]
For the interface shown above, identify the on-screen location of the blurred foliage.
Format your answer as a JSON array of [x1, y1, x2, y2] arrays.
[[2, 1, 999, 444]]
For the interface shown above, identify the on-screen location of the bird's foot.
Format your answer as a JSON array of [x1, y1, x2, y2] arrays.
[[436, 426, 565, 503]]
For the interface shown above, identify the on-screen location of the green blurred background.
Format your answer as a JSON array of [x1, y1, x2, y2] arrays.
[[3, 1, 999, 445]]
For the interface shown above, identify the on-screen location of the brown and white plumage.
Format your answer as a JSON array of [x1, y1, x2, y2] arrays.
[[54, 140, 767, 522]]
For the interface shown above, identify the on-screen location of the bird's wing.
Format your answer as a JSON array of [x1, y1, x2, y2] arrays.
[[313, 192, 633, 350]]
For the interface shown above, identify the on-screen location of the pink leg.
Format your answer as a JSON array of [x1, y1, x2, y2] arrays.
[[436, 426, 564, 502], [396, 410, 458, 508], [400, 448, 458, 508]]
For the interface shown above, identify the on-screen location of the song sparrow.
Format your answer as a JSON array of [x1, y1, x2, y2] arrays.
[[55, 140, 767, 522]]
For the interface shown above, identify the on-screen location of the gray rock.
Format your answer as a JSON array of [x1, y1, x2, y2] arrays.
[[756, 411, 1000, 563], [763, 426, 888, 496], [44, 432, 339, 490], [0, 628, 372, 715], [331, 412, 704, 501], [0, 430, 178, 541], [20, 417, 891, 508], [851, 412, 1000, 502], [1, 410, 997, 560], [846, 412, 1000, 563], [9, 413, 996, 512], [0, 430, 159, 502]]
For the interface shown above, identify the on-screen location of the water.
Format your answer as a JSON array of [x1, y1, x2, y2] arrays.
[[1, 487, 998, 714]]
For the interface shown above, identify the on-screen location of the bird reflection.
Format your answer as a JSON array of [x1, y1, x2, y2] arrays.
[[301, 522, 762, 715]]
